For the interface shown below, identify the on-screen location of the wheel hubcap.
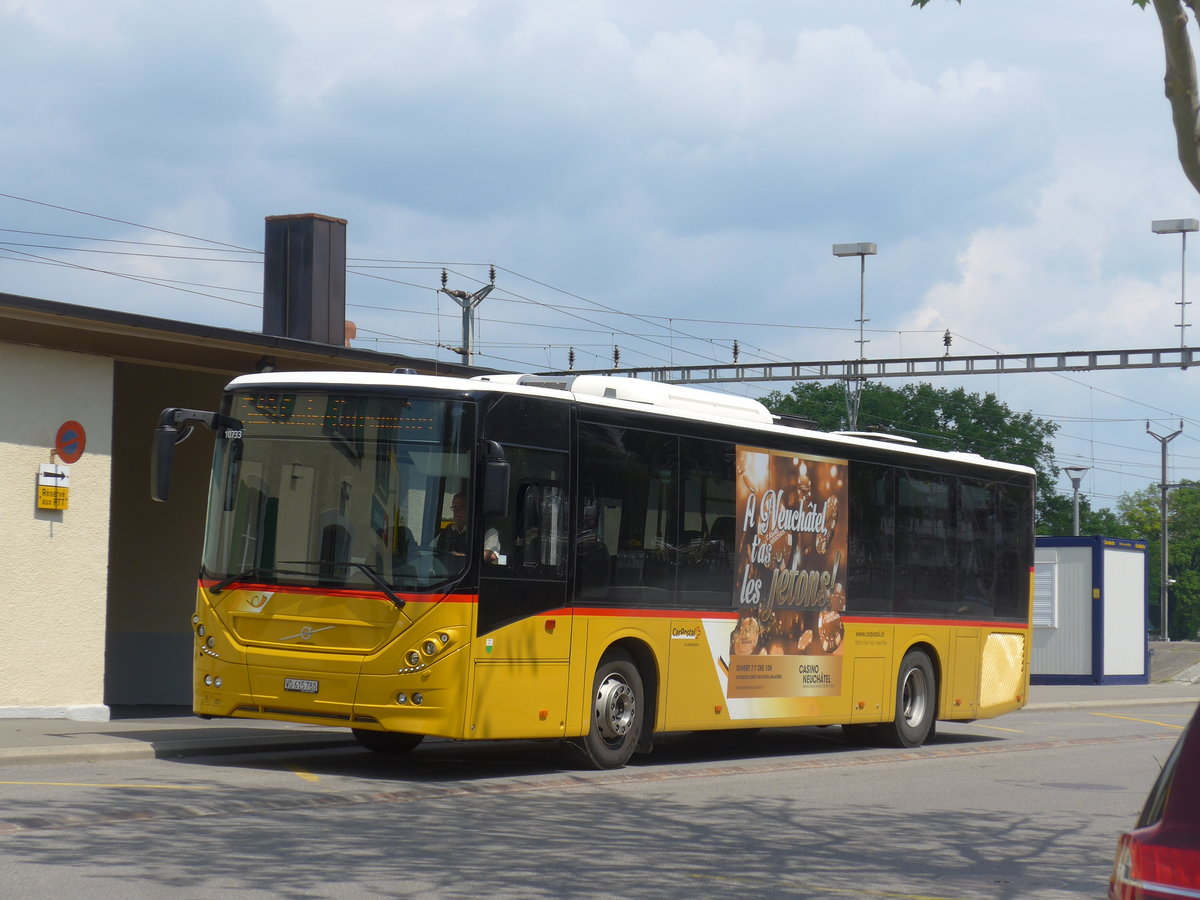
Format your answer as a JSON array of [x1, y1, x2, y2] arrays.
[[594, 674, 636, 741], [901, 667, 928, 726]]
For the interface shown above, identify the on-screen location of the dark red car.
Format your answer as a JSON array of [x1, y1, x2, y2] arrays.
[[1110, 701, 1200, 899]]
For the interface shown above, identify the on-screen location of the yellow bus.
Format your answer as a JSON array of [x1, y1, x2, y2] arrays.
[[152, 371, 1034, 768]]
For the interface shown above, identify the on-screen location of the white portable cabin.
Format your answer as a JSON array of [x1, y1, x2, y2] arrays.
[[1031, 536, 1149, 685]]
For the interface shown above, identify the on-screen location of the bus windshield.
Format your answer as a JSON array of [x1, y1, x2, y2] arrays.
[[201, 389, 472, 594]]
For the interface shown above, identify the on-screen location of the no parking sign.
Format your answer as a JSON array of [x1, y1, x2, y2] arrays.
[[55, 420, 86, 464]]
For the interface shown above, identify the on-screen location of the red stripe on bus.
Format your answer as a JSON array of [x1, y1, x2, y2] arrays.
[[569, 610, 1027, 628], [566, 607, 739, 620], [197, 578, 476, 605], [841, 615, 1029, 630]]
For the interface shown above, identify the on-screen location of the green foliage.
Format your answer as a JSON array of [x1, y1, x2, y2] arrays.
[[761, 381, 1065, 522], [1037, 495, 1139, 539], [1081, 506, 1137, 538], [1116, 480, 1200, 640]]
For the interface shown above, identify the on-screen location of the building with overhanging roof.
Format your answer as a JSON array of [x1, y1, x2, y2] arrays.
[[0, 214, 484, 718]]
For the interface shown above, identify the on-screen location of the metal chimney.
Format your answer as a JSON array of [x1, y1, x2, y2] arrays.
[[262, 213, 347, 345]]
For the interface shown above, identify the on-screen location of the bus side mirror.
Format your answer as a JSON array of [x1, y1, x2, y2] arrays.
[[151, 407, 234, 503], [480, 440, 510, 518], [151, 421, 184, 502]]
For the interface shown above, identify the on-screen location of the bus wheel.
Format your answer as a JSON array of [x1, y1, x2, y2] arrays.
[[351, 728, 424, 755], [879, 650, 937, 748], [573, 651, 644, 769]]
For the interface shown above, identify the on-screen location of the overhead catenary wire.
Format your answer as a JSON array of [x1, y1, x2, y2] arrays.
[[5, 191, 1200, 498], [8, 231, 1198, 438], [0, 245, 260, 309], [0, 192, 258, 252]]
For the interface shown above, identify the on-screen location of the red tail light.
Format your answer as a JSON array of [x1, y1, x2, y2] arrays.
[[1111, 830, 1200, 899]]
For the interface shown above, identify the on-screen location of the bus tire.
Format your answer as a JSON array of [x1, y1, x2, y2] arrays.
[[351, 728, 424, 755], [879, 650, 937, 748], [571, 650, 644, 769]]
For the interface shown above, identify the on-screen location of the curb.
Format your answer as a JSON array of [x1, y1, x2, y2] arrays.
[[1025, 696, 1198, 712], [0, 734, 355, 768]]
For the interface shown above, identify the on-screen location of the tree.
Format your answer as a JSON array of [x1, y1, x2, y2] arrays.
[[1116, 479, 1200, 639], [915, 1, 1200, 194], [760, 381, 1067, 525], [1081, 505, 1137, 538], [1036, 492, 1138, 539]]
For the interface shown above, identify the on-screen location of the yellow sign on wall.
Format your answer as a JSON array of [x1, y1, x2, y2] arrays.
[[37, 464, 70, 510]]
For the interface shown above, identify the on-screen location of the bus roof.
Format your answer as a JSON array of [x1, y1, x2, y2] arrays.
[[225, 370, 1036, 476]]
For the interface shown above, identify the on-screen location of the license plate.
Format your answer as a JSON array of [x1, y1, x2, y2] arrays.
[[284, 677, 319, 694]]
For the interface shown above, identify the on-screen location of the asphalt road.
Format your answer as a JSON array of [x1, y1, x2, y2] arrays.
[[0, 700, 1192, 900]]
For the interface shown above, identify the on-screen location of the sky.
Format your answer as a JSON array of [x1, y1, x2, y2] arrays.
[[2, 0, 1199, 511]]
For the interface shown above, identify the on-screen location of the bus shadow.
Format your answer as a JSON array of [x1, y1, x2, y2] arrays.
[[174, 723, 1006, 784]]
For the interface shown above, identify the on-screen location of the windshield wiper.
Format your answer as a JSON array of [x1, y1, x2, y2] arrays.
[[208, 566, 310, 594], [344, 561, 406, 609], [278, 560, 406, 609]]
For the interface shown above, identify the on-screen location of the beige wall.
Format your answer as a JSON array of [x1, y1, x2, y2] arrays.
[[106, 362, 226, 706], [0, 344, 113, 720]]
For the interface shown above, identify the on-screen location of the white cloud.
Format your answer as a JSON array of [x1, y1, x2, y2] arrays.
[[1, 0, 1197, 503], [909, 154, 1189, 355]]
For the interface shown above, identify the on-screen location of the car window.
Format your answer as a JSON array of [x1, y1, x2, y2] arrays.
[[1137, 733, 1184, 827]]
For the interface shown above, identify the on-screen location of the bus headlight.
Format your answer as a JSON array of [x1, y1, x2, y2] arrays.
[[423, 640, 437, 656], [406, 650, 421, 667]]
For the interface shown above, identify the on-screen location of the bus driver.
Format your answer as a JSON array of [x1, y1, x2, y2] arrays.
[[436, 492, 502, 564]]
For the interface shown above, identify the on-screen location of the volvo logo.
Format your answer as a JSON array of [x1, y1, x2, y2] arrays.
[[280, 624, 335, 642]]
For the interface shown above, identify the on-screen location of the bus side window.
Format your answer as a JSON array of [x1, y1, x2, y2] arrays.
[[957, 479, 997, 616], [576, 422, 677, 608], [847, 462, 894, 614], [995, 481, 1033, 619], [678, 437, 736, 609], [481, 446, 567, 576], [895, 470, 954, 616]]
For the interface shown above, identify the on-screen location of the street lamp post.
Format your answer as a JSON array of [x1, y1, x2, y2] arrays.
[[1151, 218, 1199, 348], [1062, 466, 1089, 536], [1147, 420, 1184, 641], [832, 242, 877, 430]]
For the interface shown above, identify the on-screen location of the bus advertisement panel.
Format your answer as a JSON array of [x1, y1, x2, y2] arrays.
[[726, 445, 847, 707]]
